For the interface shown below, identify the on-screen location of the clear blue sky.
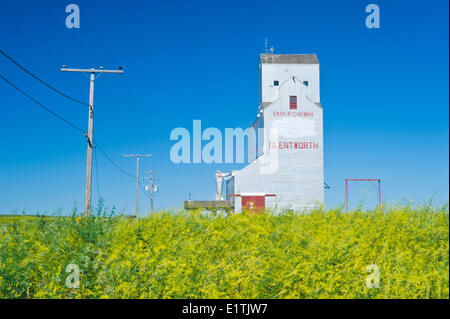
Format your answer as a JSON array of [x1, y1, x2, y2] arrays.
[[0, 0, 448, 215]]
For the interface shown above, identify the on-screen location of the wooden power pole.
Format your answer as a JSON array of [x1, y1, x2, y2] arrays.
[[61, 66, 124, 216], [123, 154, 152, 217], [144, 171, 159, 214]]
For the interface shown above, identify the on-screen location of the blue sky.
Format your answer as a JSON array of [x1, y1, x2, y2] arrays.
[[0, 0, 448, 214]]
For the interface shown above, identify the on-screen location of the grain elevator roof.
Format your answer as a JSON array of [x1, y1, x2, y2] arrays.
[[260, 54, 319, 64]]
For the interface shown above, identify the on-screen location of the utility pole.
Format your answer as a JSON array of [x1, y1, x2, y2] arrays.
[[123, 154, 152, 217], [61, 66, 124, 216], [144, 171, 159, 214]]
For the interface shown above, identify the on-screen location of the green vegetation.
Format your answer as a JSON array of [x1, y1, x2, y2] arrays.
[[0, 205, 448, 299]]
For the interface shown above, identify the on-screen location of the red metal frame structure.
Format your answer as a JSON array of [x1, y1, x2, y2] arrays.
[[345, 179, 381, 213]]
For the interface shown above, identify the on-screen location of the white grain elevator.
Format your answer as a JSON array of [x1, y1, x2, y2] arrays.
[[225, 53, 324, 212]]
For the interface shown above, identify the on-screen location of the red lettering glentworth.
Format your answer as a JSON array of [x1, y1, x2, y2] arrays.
[[268, 141, 319, 149]]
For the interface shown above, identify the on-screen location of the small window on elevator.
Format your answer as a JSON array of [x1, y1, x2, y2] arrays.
[[289, 96, 297, 109], [273, 80, 279, 86]]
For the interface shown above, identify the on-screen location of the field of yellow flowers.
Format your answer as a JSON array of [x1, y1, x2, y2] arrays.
[[0, 205, 448, 299]]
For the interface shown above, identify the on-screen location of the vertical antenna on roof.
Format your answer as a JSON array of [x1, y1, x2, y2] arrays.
[[264, 38, 268, 53]]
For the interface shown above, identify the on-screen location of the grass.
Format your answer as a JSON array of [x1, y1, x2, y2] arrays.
[[0, 204, 448, 299]]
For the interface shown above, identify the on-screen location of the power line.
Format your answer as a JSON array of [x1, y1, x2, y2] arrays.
[[0, 49, 89, 106], [63, 10, 154, 173], [0, 72, 136, 185], [95, 143, 136, 178], [0, 73, 85, 133], [95, 143, 144, 202], [2, 67, 144, 215], [1, 14, 153, 202]]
